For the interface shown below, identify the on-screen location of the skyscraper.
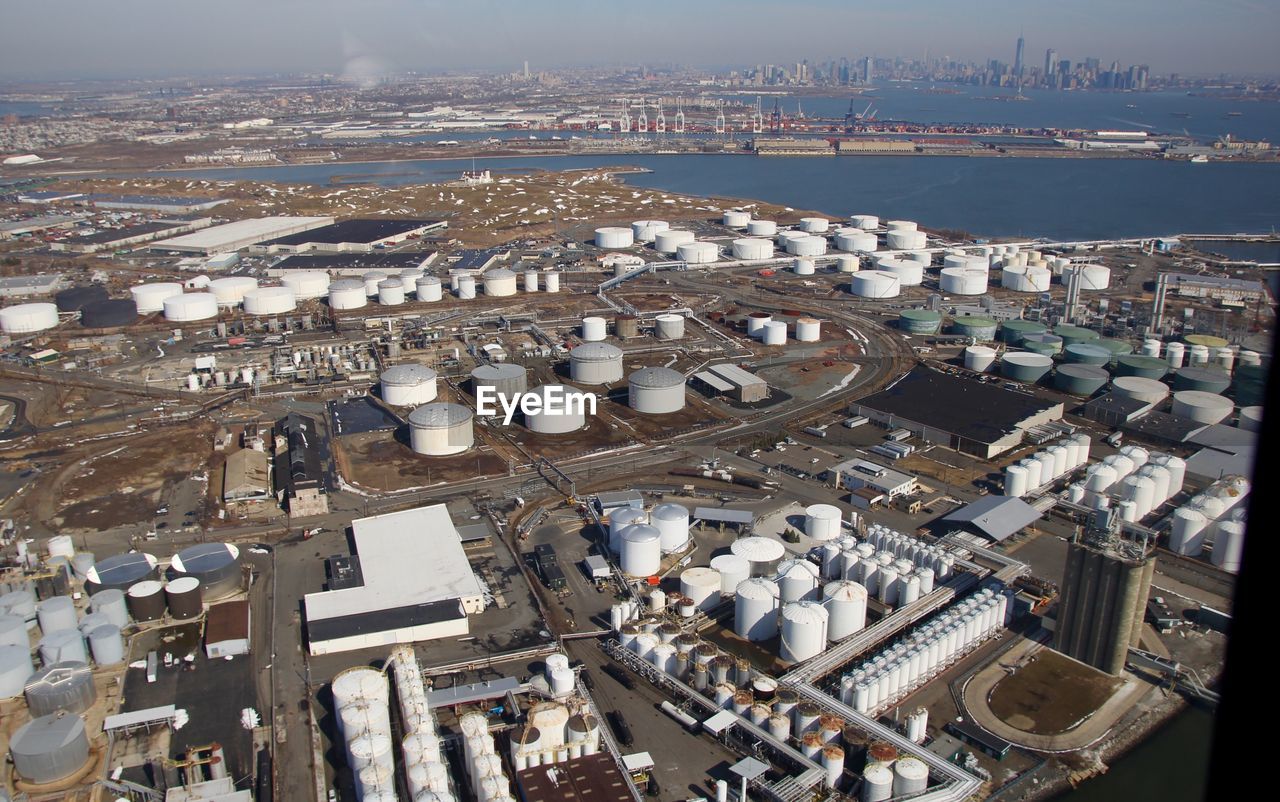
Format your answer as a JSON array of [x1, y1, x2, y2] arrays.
[[1044, 48, 1057, 84], [861, 56, 872, 84], [1014, 35, 1025, 78]]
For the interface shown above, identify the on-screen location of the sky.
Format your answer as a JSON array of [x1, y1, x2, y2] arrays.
[[0, 0, 1277, 81]]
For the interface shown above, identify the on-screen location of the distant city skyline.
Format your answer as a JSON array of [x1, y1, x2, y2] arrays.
[[1, 1, 1277, 80]]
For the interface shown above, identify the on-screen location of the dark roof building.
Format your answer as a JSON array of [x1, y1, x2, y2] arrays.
[[265, 250, 439, 276], [516, 753, 634, 802], [276, 413, 328, 517], [251, 218, 445, 254]]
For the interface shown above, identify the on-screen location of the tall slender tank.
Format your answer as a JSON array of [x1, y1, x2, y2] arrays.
[[777, 560, 821, 604], [87, 625, 125, 666], [823, 580, 868, 641], [651, 503, 691, 553], [0, 644, 33, 698], [780, 601, 829, 663], [37, 596, 77, 633], [88, 589, 129, 628], [620, 524, 662, 578], [735, 578, 780, 641]]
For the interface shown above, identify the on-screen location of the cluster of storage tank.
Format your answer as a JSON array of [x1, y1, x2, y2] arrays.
[[332, 667, 400, 802], [838, 526, 952, 608], [1164, 475, 1250, 572], [861, 753, 932, 802], [509, 657, 601, 770], [459, 709, 517, 802], [1064, 447, 1187, 524], [1004, 434, 1092, 498], [327, 268, 559, 312], [387, 646, 456, 801], [608, 503, 692, 577], [839, 586, 1010, 717]]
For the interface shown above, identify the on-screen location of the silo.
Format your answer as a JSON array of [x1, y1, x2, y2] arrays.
[[280, 271, 330, 300], [581, 316, 607, 341], [734, 578, 780, 641], [1114, 355, 1169, 379], [1020, 333, 1063, 355], [523, 271, 539, 292], [595, 227, 634, 248], [678, 241, 719, 263], [126, 580, 166, 622], [898, 310, 942, 334], [1212, 520, 1246, 573], [762, 321, 788, 346], [164, 576, 204, 619], [130, 282, 184, 313], [850, 271, 900, 299], [1111, 376, 1170, 405], [0, 644, 33, 698], [823, 581, 868, 641], [805, 504, 842, 540], [731, 238, 774, 259], [9, 713, 91, 785], [1169, 508, 1208, 555], [655, 313, 685, 340], [1000, 352, 1053, 383], [1004, 465, 1028, 497], [777, 560, 820, 604], [731, 537, 785, 576], [620, 524, 662, 578], [1171, 391, 1233, 425], [209, 276, 259, 307], [380, 365, 439, 407], [952, 316, 998, 341], [37, 596, 77, 633], [570, 343, 623, 384], [483, 269, 518, 297], [747, 220, 777, 237], [780, 601, 829, 663], [964, 345, 997, 372], [455, 274, 476, 299], [631, 220, 669, 242], [39, 630, 87, 665], [25, 662, 96, 716], [524, 384, 588, 434], [375, 279, 405, 306], [163, 293, 218, 322], [628, 367, 686, 415], [1172, 367, 1231, 393], [679, 568, 722, 612], [87, 625, 124, 666], [1054, 364, 1109, 396], [408, 403, 474, 455], [471, 363, 527, 401], [328, 278, 367, 310], [544, 272, 562, 292], [88, 589, 129, 628], [1000, 319, 1046, 345], [796, 318, 821, 342], [654, 229, 695, 254]]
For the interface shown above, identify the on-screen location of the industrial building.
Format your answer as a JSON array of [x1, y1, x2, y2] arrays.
[[276, 413, 328, 517], [82, 194, 230, 214], [942, 496, 1042, 542], [265, 250, 439, 276], [852, 367, 1064, 458], [222, 448, 271, 503], [204, 600, 251, 659], [249, 218, 445, 254], [303, 504, 485, 655], [0, 273, 64, 298], [695, 363, 768, 403], [50, 218, 211, 253], [831, 458, 918, 498], [0, 213, 83, 240], [151, 216, 335, 255]]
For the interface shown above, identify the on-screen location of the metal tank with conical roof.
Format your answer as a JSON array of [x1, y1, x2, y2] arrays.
[[9, 712, 91, 784], [780, 601, 829, 663], [169, 542, 242, 600], [408, 403, 474, 455], [24, 662, 96, 717], [731, 536, 786, 576]]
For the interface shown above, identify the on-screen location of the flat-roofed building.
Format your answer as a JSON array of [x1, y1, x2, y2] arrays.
[[205, 600, 250, 658], [265, 250, 439, 277], [152, 216, 334, 255], [303, 504, 485, 655], [706, 363, 768, 403], [51, 218, 212, 253], [0, 213, 84, 240], [831, 458, 918, 497], [249, 218, 445, 255], [0, 273, 63, 298]]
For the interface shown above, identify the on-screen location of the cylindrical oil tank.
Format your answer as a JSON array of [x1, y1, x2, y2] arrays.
[[731, 238, 774, 259], [735, 578, 780, 641], [524, 384, 588, 434], [710, 554, 750, 595], [615, 314, 639, 338], [964, 345, 997, 372], [170, 542, 242, 600], [483, 269, 518, 297], [455, 274, 476, 299], [595, 227, 634, 248], [893, 757, 929, 796], [1063, 343, 1111, 366], [1094, 338, 1134, 362], [747, 220, 777, 237], [680, 568, 722, 612], [130, 283, 184, 313], [37, 596, 77, 634], [381, 365, 439, 407], [886, 230, 926, 250], [939, 267, 988, 295], [793, 258, 816, 276], [1111, 376, 1170, 404], [209, 276, 259, 307], [1165, 341, 1186, 368], [9, 713, 91, 784], [25, 661, 96, 716], [795, 317, 821, 342], [1055, 364, 1109, 396], [126, 580, 166, 622], [731, 537, 785, 576], [952, 316, 998, 341], [0, 644, 33, 698], [823, 580, 868, 641], [570, 343, 623, 384], [55, 285, 108, 312], [777, 560, 820, 604], [163, 293, 218, 322], [780, 601, 829, 663], [835, 230, 878, 252], [1020, 333, 1063, 355], [164, 576, 203, 619], [876, 256, 924, 286], [620, 524, 661, 578], [328, 278, 367, 310], [654, 229, 695, 254], [408, 403, 474, 455], [678, 241, 719, 263], [1238, 405, 1264, 432], [631, 220, 669, 242], [39, 629, 87, 665], [375, 278, 405, 306], [898, 310, 942, 334], [87, 625, 124, 666], [88, 589, 129, 627], [363, 272, 388, 296], [0, 614, 25, 647], [1114, 355, 1169, 379], [651, 503, 691, 553], [1000, 319, 1046, 345], [1173, 366, 1231, 393], [1005, 465, 1029, 497], [414, 276, 443, 302], [850, 271, 900, 299], [799, 217, 829, 233], [1000, 352, 1053, 383], [542, 271, 562, 293], [243, 286, 297, 315], [886, 220, 918, 232], [1001, 266, 1050, 292], [522, 270, 539, 293], [746, 312, 772, 337], [1053, 325, 1099, 347], [280, 271, 330, 300], [581, 316, 607, 342], [1171, 391, 1233, 424], [805, 504, 842, 540], [655, 313, 685, 340], [851, 214, 880, 230], [723, 210, 752, 229], [762, 320, 787, 346], [787, 236, 827, 257], [1073, 264, 1111, 290], [80, 299, 137, 328], [1212, 520, 1245, 573]]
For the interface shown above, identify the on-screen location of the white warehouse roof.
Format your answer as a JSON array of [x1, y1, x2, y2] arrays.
[[153, 216, 334, 254]]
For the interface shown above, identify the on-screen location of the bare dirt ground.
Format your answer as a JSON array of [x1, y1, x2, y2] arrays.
[[987, 648, 1124, 735], [333, 429, 508, 491]]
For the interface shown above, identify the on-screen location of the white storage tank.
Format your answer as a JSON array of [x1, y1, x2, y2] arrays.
[[1171, 391, 1234, 425], [376, 278, 405, 306], [631, 220, 669, 242], [362, 271, 389, 296], [787, 236, 827, 257], [823, 580, 868, 641], [279, 271, 330, 300], [381, 365, 439, 407], [780, 601, 829, 663], [710, 554, 750, 595], [88, 625, 125, 665], [677, 241, 719, 264], [799, 217, 829, 233], [629, 367, 686, 414], [328, 279, 367, 310], [471, 363, 528, 402], [731, 536, 786, 576], [456, 274, 476, 299], [654, 229, 695, 254], [964, 345, 998, 372], [940, 267, 989, 295], [805, 504, 842, 540], [595, 227, 634, 248], [762, 320, 788, 346], [39, 629, 87, 665], [795, 317, 821, 342], [747, 220, 777, 237], [893, 757, 929, 796], [731, 238, 774, 260], [1076, 264, 1112, 290], [620, 524, 662, 577], [1111, 376, 1170, 405], [886, 230, 926, 250], [415, 276, 443, 302], [835, 230, 878, 252], [408, 403, 474, 456], [524, 384, 588, 434], [777, 560, 820, 604], [876, 256, 924, 286], [886, 220, 917, 232], [483, 269, 518, 296], [570, 342, 623, 384], [734, 578, 780, 641], [723, 210, 751, 228], [651, 503, 691, 553], [655, 313, 685, 340], [850, 215, 880, 230], [544, 272, 561, 292], [793, 258, 816, 276], [581, 316, 607, 342], [163, 293, 218, 322], [679, 567, 722, 612], [243, 286, 297, 315], [523, 270, 539, 292], [850, 271, 901, 299], [209, 276, 259, 306], [131, 283, 185, 314], [834, 254, 860, 273]]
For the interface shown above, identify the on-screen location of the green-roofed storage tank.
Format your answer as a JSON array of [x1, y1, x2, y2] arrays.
[[898, 309, 943, 334], [1114, 354, 1170, 379], [1055, 364, 1110, 396], [1063, 343, 1112, 366], [1172, 366, 1232, 393], [1020, 332, 1063, 354], [1000, 351, 1054, 383], [1053, 325, 1100, 347], [1184, 333, 1230, 349], [1234, 362, 1270, 406], [950, 315, 998, 341], [999, 319, 1046, 345], [1094, 338, 1134, 362]]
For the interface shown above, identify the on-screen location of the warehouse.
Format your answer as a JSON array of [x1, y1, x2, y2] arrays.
[[151, 216, 335, 254], [276, 413, 328, 517], [265, 250, 439, 277], [852, 366, 1064, 459], [303, 504, 485, 655], [942, 496, 1041, 542], [704, 363, 768, 403], [50, 218, 211, 253], [0, 213, 83, 240], [249, 218, 445, 254], [84, 194, 230, 213], [205, 600, 251, 658], [831, 458, 918, 498], [0, 273, 64, 298], [222, 448, 271, 503]]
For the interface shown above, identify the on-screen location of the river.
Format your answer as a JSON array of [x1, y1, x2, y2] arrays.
[[1059, 706, 1214, 801]]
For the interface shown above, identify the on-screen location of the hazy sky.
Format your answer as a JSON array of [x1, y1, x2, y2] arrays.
[[1, 0, 1276, 80]]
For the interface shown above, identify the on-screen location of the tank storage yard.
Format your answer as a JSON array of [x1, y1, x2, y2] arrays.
[[0, 172, 1267, 802]]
